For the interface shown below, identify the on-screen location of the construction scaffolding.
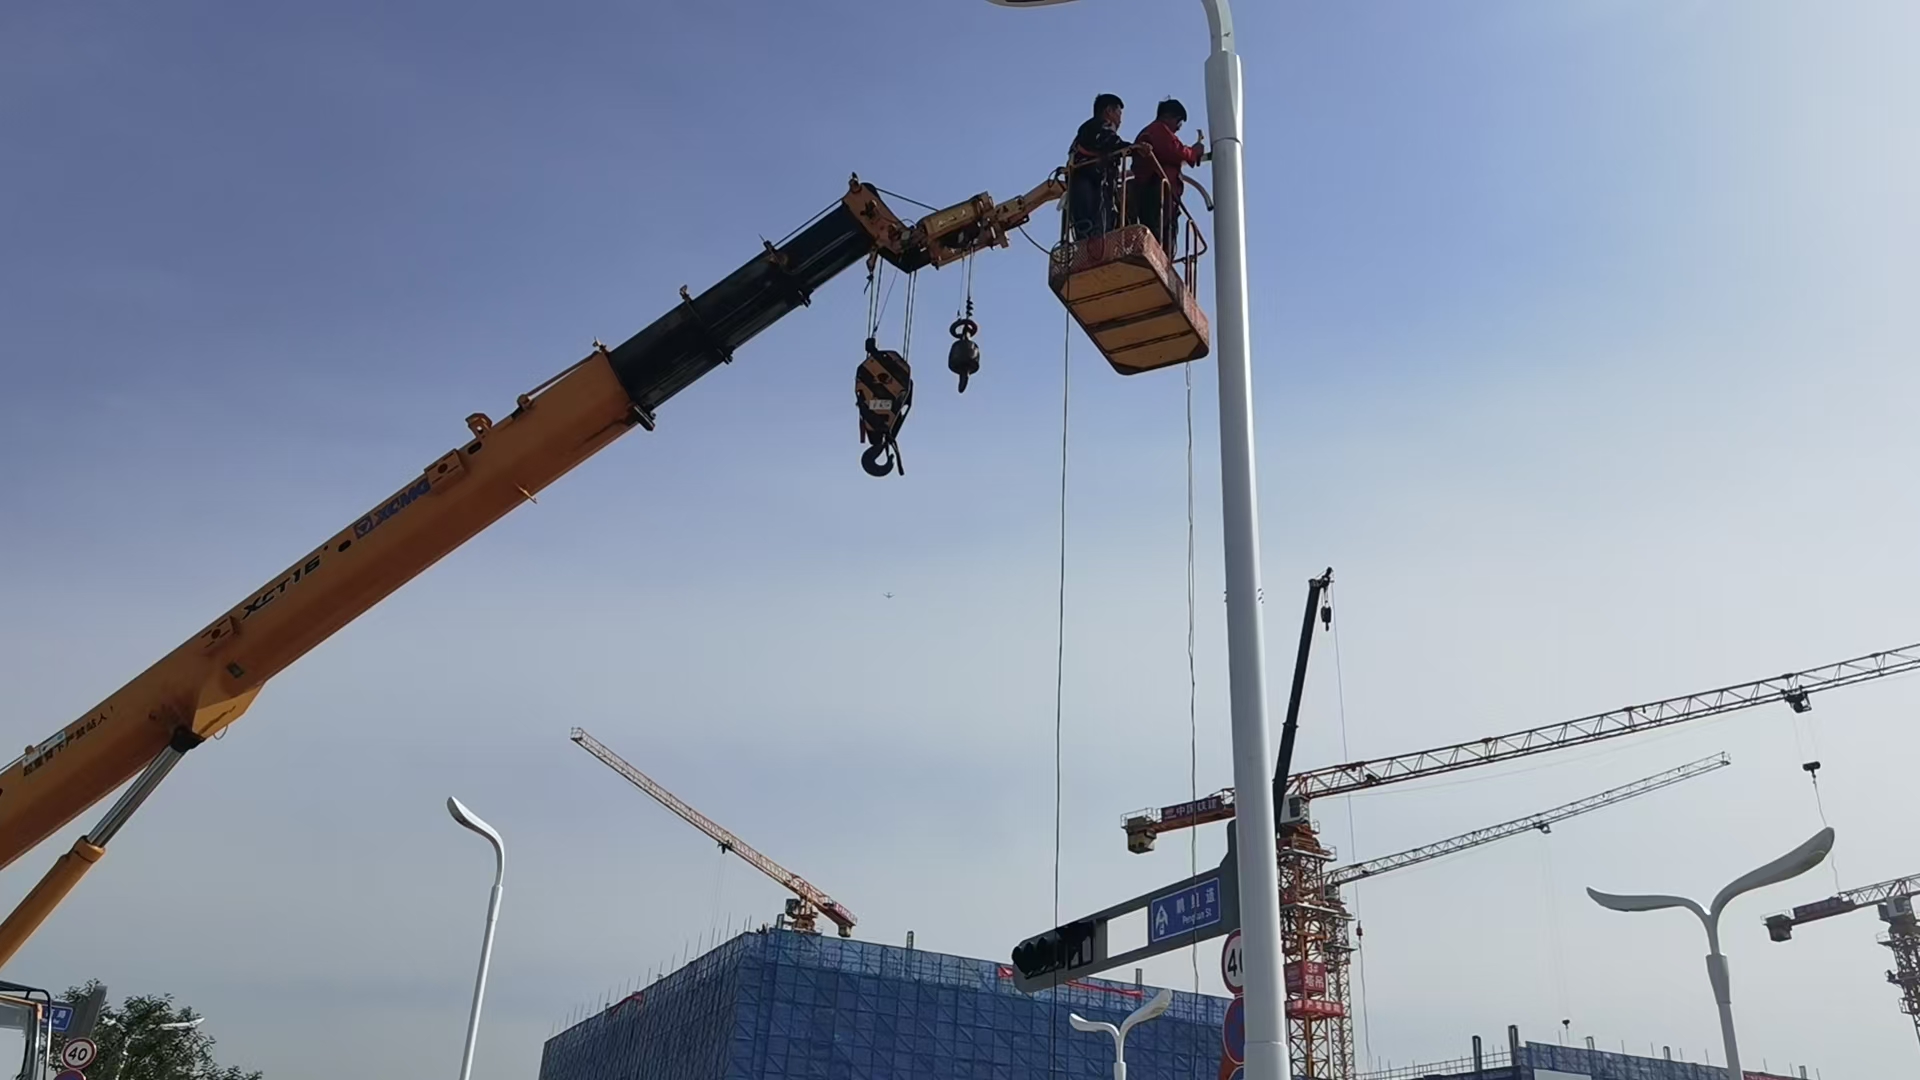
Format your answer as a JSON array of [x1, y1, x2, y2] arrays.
[[539, 929, 1231, 1080]]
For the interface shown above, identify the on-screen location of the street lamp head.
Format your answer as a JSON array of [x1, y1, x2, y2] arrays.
[[1709, 825, 1833, 918], [1130, 987, 1175, 1027], [1585, 888, 1705, 920], [447, 797, 505, 860]]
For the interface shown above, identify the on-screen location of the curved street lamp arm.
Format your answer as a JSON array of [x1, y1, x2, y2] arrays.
[[1586, 887, 1708, 926], [1709, 826, 1834, 919]]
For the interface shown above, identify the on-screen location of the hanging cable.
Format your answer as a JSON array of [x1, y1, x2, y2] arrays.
[[1329, 591, 1373, 1067], [1048, 309, 1072, 1080], [1540, 831, 1573, 1028], [1184, 362, 1200, 994]]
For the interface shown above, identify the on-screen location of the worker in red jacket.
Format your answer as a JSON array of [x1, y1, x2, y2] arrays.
[[1129, 98, 1205, 252]]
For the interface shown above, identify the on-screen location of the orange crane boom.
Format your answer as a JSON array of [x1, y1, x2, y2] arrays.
[[0, 172, 1070, 968], [570, 728, 857, 938]]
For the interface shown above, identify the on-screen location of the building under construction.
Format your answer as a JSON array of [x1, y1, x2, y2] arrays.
[[1355, 1035, 1814, 1080], [538, 931, 1230, 1080]]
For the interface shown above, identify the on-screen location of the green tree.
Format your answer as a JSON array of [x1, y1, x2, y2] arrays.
[[54, 982, 260, 1080]]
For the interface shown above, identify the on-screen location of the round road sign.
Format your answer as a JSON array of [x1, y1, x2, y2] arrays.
[[55, 1071, 86, 1080], [60, 1038, 98, 1070], [1221, 995, 1245, 1065], [1220, 929, 1244, 995]]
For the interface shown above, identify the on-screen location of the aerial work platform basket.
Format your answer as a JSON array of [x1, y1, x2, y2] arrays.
[[1051, 148, 1211, 376]]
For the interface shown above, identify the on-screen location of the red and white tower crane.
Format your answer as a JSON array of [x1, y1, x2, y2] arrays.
[[571, 728, 857, 938], [1122, 616, 1920, 1080]]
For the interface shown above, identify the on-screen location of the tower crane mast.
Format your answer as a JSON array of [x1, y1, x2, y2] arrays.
[[571, 728, 856, 938]]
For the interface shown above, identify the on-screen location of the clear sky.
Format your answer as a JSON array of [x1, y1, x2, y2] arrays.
[[3, 1, 1917, 1077]]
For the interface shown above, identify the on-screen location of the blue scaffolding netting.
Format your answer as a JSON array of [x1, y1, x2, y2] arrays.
[[539, 929, 1233, 1080]]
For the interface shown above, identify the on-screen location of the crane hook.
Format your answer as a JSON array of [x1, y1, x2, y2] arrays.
[[855, 337, 912, 477], [947, 317, 980, 393]]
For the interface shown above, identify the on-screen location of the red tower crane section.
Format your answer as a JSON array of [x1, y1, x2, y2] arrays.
[[571, 728, 857, 938], [1123, 641, 1920, 852], [1766, 871, 1920, 1052]]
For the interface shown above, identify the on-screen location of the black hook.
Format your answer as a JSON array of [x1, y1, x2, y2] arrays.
[[861, 441, 899, 477], [948, 317, 980, 394]]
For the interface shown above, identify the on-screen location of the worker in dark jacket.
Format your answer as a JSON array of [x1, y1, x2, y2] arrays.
[[1129, 98, 1205, 252], [1068, 93, 1129, 241]]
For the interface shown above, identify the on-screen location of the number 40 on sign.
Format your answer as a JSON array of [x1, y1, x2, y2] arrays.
[[1220, 929, 1244, 995]]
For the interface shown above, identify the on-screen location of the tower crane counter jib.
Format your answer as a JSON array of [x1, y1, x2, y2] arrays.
[[0, 166, 1213, 970]]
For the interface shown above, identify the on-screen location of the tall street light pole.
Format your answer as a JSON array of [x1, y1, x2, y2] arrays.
[[1070, 988, 1175, 1080], [1588, 825, 1835, 1080], [981, 3, 1287, 1079], [448, 797, 506, 1080]]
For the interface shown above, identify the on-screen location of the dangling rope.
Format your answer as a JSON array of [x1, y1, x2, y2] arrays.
[[1185, 361, 1200, 994], [1048, 308, 1072, 1080], [1330, 592, 1374, 1066]]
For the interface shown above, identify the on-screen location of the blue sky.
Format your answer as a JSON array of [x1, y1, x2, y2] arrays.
[[3, 1, 1918, 1077]]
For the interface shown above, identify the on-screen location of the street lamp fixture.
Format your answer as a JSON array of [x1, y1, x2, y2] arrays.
[[978, 3, 1284, 1079], [1587, 825, 1834, 1080], [448, 796, 506, 1080], [1069, 987, 1175, 1080]]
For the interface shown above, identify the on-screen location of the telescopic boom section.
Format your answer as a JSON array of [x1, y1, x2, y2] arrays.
[[0, 172, 1064, 966], [571, 729, 857, 938], [1124, 642, 1920, 851], [1328, 753, 1730, 888]]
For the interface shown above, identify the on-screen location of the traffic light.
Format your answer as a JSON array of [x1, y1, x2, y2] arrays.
[[68, 984, 107, 1038], [1011, 919, 1101, 981]]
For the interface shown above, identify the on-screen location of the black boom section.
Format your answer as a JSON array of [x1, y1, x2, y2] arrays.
[[606, 201, 875, 415]]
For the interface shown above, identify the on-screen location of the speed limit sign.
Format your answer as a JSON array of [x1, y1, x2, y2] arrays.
[[1220, 929, 1245, 995], [60, 1037, 98, 1070]]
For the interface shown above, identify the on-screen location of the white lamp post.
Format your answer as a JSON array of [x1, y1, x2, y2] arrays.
[[1587, 825, 1834, 1080], [1070, 988, 1175, 1080], [448, 796, 506, 1080], [980, 4, 1288, 1079]]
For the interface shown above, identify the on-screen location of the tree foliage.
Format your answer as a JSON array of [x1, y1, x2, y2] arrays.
[[54, 981, 260, 1080]]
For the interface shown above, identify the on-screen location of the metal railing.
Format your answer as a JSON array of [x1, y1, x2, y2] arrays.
[[1355, 1048, 1513, 1080], [1059, 141, 1209, 289]]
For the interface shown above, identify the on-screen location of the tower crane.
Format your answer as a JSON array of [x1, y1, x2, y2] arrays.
[[1123, 631, 1920, 1080], [1765, 871, 1920, 1051], [1267, 754, 1730, 1080], [571, 729, 856, 938]]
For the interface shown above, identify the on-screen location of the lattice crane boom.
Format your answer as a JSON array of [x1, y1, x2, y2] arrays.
[[1125, 641, 1920, 850], [1329, 753, 1730, 888], [1767, 870, 1920, 1053], [571, 728, 857, 937]]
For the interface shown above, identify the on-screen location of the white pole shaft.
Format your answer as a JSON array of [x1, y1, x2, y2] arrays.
[[458, 880, 504, 1080], [1114, 1059, 1127, 1080], [1704, 945, 1741, 1080], [1199, 3, 1288, 1078]]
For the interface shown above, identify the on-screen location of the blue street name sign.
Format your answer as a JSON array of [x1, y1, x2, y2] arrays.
[[47, 1004, 73, 1033], [1148, 875, 1223, 944]]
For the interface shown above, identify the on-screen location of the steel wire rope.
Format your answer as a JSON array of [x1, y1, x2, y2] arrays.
[[1329, 591, 1374, 1067], [1185, 360, 1200, 995], [1048, 308, 1073, 1080]]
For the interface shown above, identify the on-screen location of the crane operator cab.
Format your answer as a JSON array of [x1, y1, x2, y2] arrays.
[[1050, 145, 1212, 376]]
